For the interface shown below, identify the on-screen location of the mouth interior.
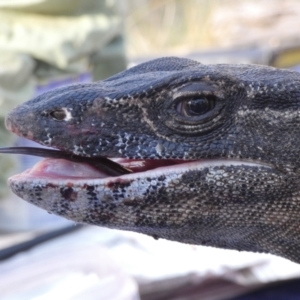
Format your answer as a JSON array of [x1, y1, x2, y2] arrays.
[[24, 157, 194, 180], [0, 146, 197, 180], [4, 147, 271, 181]]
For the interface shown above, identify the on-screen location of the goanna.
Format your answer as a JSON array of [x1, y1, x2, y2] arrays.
[[5, 57, 300, 263]]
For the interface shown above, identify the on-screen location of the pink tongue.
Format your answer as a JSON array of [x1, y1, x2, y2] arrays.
[[28, 158, 109, 179]]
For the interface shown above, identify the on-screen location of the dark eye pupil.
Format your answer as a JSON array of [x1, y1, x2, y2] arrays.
[[187, 98, 209, 115], [50, 110, 66, 121], [176, 96, 215, 117]]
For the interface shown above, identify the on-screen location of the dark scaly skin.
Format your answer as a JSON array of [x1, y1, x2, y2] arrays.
[[5, 57, 300, 262]]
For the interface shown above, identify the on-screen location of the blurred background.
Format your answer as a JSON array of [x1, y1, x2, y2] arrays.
[[0, 0, 300, 299]]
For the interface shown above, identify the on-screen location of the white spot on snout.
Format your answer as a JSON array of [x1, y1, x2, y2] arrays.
[[62, 108, 72, 121]]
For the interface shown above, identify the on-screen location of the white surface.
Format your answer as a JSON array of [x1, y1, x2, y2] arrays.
[[1, 226, 300, 299], [0, 227, 140, 300]]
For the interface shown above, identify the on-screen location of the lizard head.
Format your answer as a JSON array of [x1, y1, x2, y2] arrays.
[[6, 57, 300, 263]]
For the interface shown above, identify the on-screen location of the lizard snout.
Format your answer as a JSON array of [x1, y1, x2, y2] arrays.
[[5, 105, 35, 140], [5, 114, 13, 132], [5, 110, 21, 136]]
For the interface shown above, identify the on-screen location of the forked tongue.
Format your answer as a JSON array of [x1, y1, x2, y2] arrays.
[[0, 147, 131, 177]]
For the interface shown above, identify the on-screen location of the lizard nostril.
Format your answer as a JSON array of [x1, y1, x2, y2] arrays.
[[49, 108, 72, 121], [50, 110, 67, 121]]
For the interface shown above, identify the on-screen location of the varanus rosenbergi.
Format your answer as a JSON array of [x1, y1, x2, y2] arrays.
[[4, 57, 300, 263]]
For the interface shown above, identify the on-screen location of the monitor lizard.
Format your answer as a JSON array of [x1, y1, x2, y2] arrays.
[[5, 57, 300, 263]]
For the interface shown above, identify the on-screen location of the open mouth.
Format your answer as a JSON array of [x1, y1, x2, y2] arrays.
[[20, 157, 200, 181], [0, 146, 271, 183], [0, 146, 196, 180]]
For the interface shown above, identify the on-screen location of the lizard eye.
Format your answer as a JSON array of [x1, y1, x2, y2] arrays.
[[50, 109, 67, 121], [176, 96, 216, 117]]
